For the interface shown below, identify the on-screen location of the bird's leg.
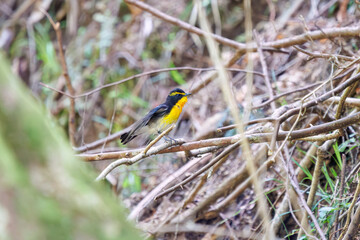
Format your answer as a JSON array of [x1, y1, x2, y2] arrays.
[[158, 130, 177, 144], [163, 135, 178, 144]]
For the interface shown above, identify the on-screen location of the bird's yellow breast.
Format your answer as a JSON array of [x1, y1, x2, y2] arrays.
[[158, 97, 188, 131]]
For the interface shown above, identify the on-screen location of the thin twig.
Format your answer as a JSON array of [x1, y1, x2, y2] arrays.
[[254, 30, 276, 110], [154, 139, 242, 200], [216, 117, 276, 133], [252, 82, 321, 109], [128, 153, 213, 221], [124, 0, 245, 49], [335, 68, 360, 119], [143, 125, 175, 154], [298, 140, 334, 238], [40, 67, 264, 99], [281, 149, 327, 240], [40, 8, 76, 145], [95, 139, 185, 181], [125, 0, 360, 54], [271, 142, 320, 234], [39, 82, 74, 98], [331, 153, 347, 240], [338, 176, 360, 240], [278, 72, 360, 124], [152, 152, 230, 234], [342, 198, 360, 239], [169, 145, 267, 225], [294, 46, 355, 62]]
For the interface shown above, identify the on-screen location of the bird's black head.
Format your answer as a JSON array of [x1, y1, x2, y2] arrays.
[[165, 88, 191, 105]]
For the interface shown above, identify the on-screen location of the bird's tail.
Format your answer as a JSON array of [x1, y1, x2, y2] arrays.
[[120, 131, 137, 144]]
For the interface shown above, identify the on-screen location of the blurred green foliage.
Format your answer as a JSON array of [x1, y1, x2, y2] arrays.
[[34, 22, 61, 82], [169, 61, 186, 85], [0, 52, 142, 240]]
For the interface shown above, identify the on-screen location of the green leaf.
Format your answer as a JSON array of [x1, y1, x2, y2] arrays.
[[292, 157, 312, 181], [169, 62, 186, 85], [332, 142, 343, 169], [318, 206, 335, 222], [338, 140, 351, 152]]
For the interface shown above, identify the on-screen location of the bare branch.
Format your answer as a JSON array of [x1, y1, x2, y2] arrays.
[[40, 8, 77, 146], [40, 67, 263, 99], [95, 139, 185, 181], [79, 111, 360, 161]]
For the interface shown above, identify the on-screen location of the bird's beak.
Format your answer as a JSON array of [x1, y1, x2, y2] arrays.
[[185, 93, 192, 97]]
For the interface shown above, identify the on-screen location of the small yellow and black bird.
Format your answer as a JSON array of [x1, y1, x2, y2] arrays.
[[120, 88, 191, 144]]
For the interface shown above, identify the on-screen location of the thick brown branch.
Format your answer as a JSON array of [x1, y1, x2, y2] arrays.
[[79, 111, 360, 161], [125, 0, 360, 54]]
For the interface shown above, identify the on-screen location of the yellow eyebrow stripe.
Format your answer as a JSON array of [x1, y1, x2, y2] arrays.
[[169, 92, 186, 96]]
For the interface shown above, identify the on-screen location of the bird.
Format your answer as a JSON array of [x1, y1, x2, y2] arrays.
[[120, 88, 191, 144]]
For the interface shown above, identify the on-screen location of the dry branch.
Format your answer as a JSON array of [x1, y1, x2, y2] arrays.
[[40, 67, 263, 99], [294, 46, 356, 62], [271, 142, 320, 234], [277, 72, 360, 123], [125, 0, 360, 54], [128, 153, 213, 221], [41, 9, 77, 146], [154, 139, 242, 199], [151, 152, 230, 234], [95, 139, 185, 181], [79, 111, 360, 161], [124, 0, 246, 49], [298, 140, 335, 238], [254, 30, 276, 111], [338, 177, 360, 239]]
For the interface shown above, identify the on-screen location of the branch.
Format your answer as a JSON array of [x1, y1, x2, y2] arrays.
[[143, 125, 175, 154], [254, 30, 276, 110], [124, 0, 360, 54], [294, 46, 355, 62], [128, 153, 213, 220], [298, 140, 335, 238], [342, 203, 360, 240], [76, 115, 273, 154], [338, 177, 360, 239], [154, 139, 242, 200], [124, 0, 245, 49], [95, 139, 185, 181], [242, 25, 360, 54], [40, 9, 76, 146], [252, 82, 321, 109], [40, 67, 263, 99], [278, 72, 360, 123], [79, 111, 360, 161]]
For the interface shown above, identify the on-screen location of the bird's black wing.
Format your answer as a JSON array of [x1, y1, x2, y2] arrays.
[[120, 104, 169, 144], [144, 103, 169, 126]]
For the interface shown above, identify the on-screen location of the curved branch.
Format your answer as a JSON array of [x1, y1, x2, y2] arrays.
[[95, 139, 185, 181], [40, 67, 263, 99], [125, 0, 360, 54]]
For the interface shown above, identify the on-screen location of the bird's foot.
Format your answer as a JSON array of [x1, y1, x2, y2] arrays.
[[164, 135, 179, 145]]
